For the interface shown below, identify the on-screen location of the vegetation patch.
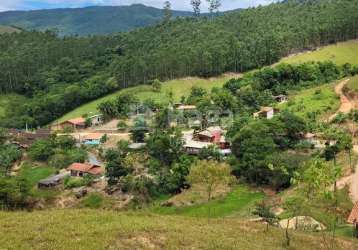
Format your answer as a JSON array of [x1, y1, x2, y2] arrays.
[[151, 185, 265, 218], [56, 75, 232, 122], [281, 84, 340, 120], [280, 40, 358, 65]]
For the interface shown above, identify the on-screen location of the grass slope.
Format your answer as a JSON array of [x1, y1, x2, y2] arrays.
[[280, 40, 358, 65], [280, 83, 340, 119], [347, 75, 358, 91], [56, 75, 234, 122], [0, 209, 356, 249], [152, 185, 264, 218]]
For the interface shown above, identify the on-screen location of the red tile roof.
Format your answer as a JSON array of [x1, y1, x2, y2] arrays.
[[67, 163, 104, 176], [348, 201, 358, 224], [67, 117, 86, 126]]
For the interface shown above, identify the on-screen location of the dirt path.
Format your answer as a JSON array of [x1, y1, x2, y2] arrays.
[[329, 79, 352, 121], [350, 145, 358, 202]]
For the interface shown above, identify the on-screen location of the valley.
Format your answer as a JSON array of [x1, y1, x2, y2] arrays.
[[0, 0, 358, 249]]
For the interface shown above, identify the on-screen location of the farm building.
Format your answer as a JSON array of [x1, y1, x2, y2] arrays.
[[67, 163, 104, 177], [51, 117, 86, 131], [38, 172, 69, 189]]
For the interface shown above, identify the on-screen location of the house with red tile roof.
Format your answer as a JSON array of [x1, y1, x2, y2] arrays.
[[67, 163, 104, 177], [51, 117, 86, 131]]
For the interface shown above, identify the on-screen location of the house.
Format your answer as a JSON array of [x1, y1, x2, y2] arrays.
[[51, 117, 86, 131], [82, 133, 104, 145], [348, 201, 358, 237], [183, 127, 231, 155], [38, 172, 69, 189], [88, 114, 103, 126], [253, 107, 278, 120], [273, 95, 288, 103], [67, 163, 104, 177]]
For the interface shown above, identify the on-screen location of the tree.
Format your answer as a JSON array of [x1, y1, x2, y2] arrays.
[[105, 149, 130, 186], [206, 0, 221, 16], [163, 1, 172, 23], [130, 117, 148, 143], [28, 139, 54, 161], [151, 79, 162, 92], [191, 0, 201, 17], [253, 201, 277, 232], [187, 160, 234, 218]]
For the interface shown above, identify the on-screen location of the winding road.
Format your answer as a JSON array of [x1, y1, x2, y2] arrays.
[[328, 79, 352, 121], [330, 79, 358, 202]]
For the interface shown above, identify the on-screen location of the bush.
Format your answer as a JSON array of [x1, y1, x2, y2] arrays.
[[64, 176, 93, 189], [80, 193, 103, 209]]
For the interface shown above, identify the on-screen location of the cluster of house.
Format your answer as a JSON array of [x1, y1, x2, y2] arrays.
[[183, 126, 231, 156], [38, 162, 104, 188]]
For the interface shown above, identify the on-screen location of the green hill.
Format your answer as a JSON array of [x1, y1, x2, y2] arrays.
[[0, 25, 20, 34], [0, 209, 356, 249], [0, 5, 192, 36], [280, 40, 358, 65], [1, 0, 357, 128], [56, 75, 235, 122]]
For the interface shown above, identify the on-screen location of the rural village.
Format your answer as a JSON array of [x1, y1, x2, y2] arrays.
[[1, 0, 358, 249]]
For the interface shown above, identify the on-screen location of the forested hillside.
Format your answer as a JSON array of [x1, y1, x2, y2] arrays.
[[0, 4, 192, 36], [0, 0, 357, 128]]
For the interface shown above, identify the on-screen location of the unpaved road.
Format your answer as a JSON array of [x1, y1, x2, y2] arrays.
[[329, 79, 351, 121], [351, 145, 358, 202]]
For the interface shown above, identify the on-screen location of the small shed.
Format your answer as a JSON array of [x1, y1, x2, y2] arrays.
[[38, 172, 69, 189]]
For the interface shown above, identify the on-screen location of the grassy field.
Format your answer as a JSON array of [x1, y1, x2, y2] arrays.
[[347, 75, 358, 91], [0, 209, 356, 250], [56, 75, 237, 122], [280, 40, 358, 65], [151, 185, 264, 218], [0, 25, 21, 34], [280, 83, 340, 119]]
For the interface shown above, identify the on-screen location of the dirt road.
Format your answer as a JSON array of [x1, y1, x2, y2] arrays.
[[351, 146, 358, 202], [329, 79, 351, 121]]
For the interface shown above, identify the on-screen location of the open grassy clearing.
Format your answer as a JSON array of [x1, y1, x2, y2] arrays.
[[279, 83, 340, 119], [151, 185, 265, 218], [0, 209, 356, 250], [56, 75, 236, 122], [280, 40, 358, 65]]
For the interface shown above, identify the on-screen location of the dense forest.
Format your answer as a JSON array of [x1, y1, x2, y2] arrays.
[[0, 4, 193, 36], [0, 0, 358, 128]]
